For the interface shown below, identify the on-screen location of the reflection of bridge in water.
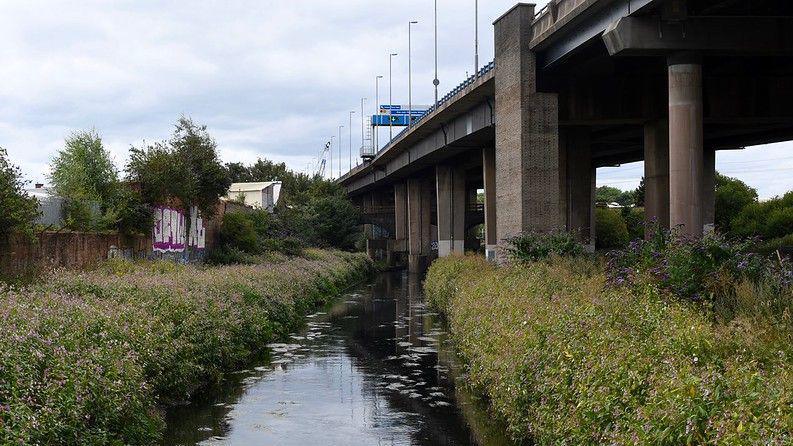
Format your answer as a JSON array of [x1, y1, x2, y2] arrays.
[[342, 0, 793, 272]]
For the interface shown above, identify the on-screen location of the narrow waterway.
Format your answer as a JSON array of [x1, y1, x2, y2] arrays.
[[163, 271, 514, 446]]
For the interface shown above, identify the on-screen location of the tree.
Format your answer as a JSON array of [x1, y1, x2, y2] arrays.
[[50, 131, 119, 204], [633, 177, 646, 207], [0, 148, 39, 239], [126, 117, 230, 220], [596, 186, 634, 207], [715, 172, 758, 233]]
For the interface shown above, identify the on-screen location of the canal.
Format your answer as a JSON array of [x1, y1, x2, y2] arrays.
[[163, 271, 514, 446]]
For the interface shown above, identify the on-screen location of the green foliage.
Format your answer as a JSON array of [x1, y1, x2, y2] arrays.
[[0, 252, 371, 444], [49, 131, 118, 202], [218, 212, 259, 253], [306, 193, 361, 250], [595, 208, 629, 250], [715, 173, 758, 233], [596, 185, 635, 206], [126, 117, 231, 219], [731, 192, 793, 240], [621, 206, 645, 241], [0, 148, 39, 239], [506, 230, 585, 263], [425, 255, 793, 445], [210, 210, 306, 263], [633, 177, 645, 207]]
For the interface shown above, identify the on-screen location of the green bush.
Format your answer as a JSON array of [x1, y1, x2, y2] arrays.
[[0, 148, 39, 239], [506, 230, 584, 263], [621, 207, 645, 241], [217, 211, 259, 254], [425, 256, 793, 445], [595, 208, 628, 250], [715, 173, 758, 233], [0, 252, 372, 444], [261, 237, 304, 257]]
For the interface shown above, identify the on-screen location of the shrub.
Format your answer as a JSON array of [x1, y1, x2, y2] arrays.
[[715, 173, 758, 233], [425, 256, 793, 445], [506, 230, 584, 263], [217, 212, 259, 254], [621, 206, 645, 241], [261, 237, 304, 257], [595, 208, 628, 250]]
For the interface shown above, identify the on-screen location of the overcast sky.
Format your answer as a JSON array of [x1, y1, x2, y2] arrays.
[[0, 0, 790, 198]]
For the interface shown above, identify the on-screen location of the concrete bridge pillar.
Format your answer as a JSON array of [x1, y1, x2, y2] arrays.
[[668, 55, 704, 237], [644, 119, 671, 236], [482, 146, 498, 261], [562, 128, 595, 246], [494, 3, 563, 249], [407, 178, 433, 273], [436, 165, 466, 257], [394, 182, 408, 253]]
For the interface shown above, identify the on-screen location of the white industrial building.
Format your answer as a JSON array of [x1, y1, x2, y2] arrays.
[[226, 182, 282, 212]]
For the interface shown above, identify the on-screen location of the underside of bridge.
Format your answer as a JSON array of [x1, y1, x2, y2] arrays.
[[344, 0, 793, 272]]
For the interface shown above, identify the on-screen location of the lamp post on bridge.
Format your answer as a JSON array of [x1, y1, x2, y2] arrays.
[[389, 52, 397, 141], [434, 0, 440, 108], [360, 97, 367, 157], [329, 135, 335, 180], [338, 125, 343, 178], [348, 111, 355, 172], [375, 75, 383, 151], [408, 20, 418, 129], [474, 0, 479, 77]]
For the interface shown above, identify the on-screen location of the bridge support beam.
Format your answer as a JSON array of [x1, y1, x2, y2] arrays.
[[644, 119, 671, 236], [703, 146, 716, 233], [407, 178, 433, 273], [483, 147, 498, 261], [436, 165, 466, 257], [394, 182, 408, 253], [668, 57, 704, 237], [494, 3, 563, 249], [563, 128, 595, 247]]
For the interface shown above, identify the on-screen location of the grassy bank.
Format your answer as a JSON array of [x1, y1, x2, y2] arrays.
[[0, 249, 371, 445], [425, 255, 792, 445]]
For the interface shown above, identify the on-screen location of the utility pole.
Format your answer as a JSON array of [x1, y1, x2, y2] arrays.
[[338, 125, 343, 178], [349, 111, 355, 171], [361, 97, 367, 156], [408, 21, 418, 128], [389, 52, 397, 141], [375, 75, 383, 150], [475, 0, 479, 77], [434, 0, 439, 107]]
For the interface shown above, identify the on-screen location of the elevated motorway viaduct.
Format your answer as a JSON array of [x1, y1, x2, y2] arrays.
[[339, 0, 793, 272]]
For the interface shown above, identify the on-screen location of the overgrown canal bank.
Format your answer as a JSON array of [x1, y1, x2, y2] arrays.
[[163, 272, 514, 446], [425, 255, 793, 445], [0, 250, 371, 445]]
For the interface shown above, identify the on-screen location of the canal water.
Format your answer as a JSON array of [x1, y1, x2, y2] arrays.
[[163, 272, 514, 446]]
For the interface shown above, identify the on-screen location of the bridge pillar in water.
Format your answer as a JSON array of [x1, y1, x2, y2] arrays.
[[562, 128, 595, 248], [482, 146, 498, 261], [668, 55, 704, 237], [407, 178, 433, 273], [394, 182, 408, 254], [494, 3, 563, 249], [436, 165, 466, 257], [644, 119, 671, 236]]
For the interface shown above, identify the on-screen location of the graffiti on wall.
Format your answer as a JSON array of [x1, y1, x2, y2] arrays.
[[153, 206, 205, 253]]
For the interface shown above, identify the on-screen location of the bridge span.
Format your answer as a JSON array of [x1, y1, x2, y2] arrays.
[[339, 0, 793, 272]]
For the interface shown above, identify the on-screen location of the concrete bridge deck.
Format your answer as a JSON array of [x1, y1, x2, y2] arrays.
[[341, 0, 793, 272]]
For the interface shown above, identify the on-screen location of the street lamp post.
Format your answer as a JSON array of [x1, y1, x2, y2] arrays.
[[338, 125, 343, 178], [329, 135, 335, 179], [389, 52, 397, 141], [348, 111, 355, 171], [434, 0, 439, 107], [408, 21, 418, 128], [474, 0, 479, 77], [361, 97, 367, 156], [375, 75, 383, 150]]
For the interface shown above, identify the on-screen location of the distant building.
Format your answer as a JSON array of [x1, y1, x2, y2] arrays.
[[226, 182, 282, 212], [25, 184, 64, 226]]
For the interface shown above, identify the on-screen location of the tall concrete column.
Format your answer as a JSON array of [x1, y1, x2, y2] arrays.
[[644, 119, 670, 235], [407, 177, 432, 273], [436, 165, 466, 257], [482, 146, 497, 261], [394, 182, 408, 252], [494, 4, 562, 247], [703, 146, 716, 233], [563, 128, 594, 245], [668, 56, 704, 237]]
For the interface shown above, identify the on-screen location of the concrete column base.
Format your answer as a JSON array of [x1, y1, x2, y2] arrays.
[[438, 240, 465, 257], [485, 245, 498, 262], [408, 255, 428, 274]]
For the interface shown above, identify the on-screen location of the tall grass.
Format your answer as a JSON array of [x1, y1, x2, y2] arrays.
[[0, 250, 371, 445], [425, 255, 793, 445]]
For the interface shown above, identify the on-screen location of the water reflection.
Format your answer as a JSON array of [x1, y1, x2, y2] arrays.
[[163, 272, 513, 446]]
